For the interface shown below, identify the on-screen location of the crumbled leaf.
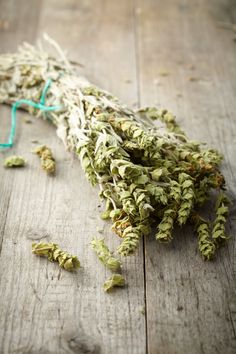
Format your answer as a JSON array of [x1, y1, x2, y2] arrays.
[[188, 76, 199, 82], [139, 306, 145, 315], [103, 274, 125, 292], [32, 242, 80, 271], [91, 238, 121, 271], [124, 79, 132, 83], [4, 155, 26, 168], [159, 69, 169, 76], [24, 117, 32, 123], [33, 145, 55, 174]]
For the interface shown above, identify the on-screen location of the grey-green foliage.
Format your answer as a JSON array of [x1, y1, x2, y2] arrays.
[[33, 145, 55, 174], [0, 39, 230, 262], [177, 173, 195, 225], [103, 274, 125, 292], [156, 207, 176, 242], [4, 155, 26, 168]]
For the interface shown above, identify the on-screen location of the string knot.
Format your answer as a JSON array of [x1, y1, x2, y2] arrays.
[[0, 78, 61, 149]]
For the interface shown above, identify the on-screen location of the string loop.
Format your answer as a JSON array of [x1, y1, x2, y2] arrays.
[[0, 79, 61, 149]]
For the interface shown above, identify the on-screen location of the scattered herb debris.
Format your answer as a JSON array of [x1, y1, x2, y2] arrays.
[[188, 76, 199, 82], [139, 306, 145, 315], [159, 69, 169, 76], [103, 274, 125, 292], [33, 145, 55, 174], [91, 238, 121, 271], [192, 213, 216, 260], [32, 242, 80, 271], [217, 21, 236, 33], [4, 155, 26, 168], [24, 118, 32, 124]]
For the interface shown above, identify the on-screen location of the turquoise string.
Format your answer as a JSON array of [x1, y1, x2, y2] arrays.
[[0, 79, 61, 149]]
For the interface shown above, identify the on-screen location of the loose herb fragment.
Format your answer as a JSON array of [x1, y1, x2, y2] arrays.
[[4, 155, 26, 168], [33, 145, 55, 174], [32, 242, 80, 271], [103, 274, 125, 292], [24, 118, 32, 124], [91, 238, 121, 271]]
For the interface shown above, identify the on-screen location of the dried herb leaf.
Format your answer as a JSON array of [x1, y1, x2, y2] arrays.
[[103, 274, 125, 292], [4, 155, 26, 168], [32, 242, 80, 271], [91, 238, 121, 271], [156, 207, 176, 242], [33, 145, 55, 174]]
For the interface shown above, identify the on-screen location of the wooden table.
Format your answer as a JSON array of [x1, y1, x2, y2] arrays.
[[0, 1, 235, 353]]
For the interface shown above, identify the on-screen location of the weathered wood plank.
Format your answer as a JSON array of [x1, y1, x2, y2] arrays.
[[0, 0, 43, 252], [0, 1, 147, 354], [1, 0, 236, 353], [136, 0, 236, 353]]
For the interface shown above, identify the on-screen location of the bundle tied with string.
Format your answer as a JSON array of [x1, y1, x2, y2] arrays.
[[0, 37, 230, 260], [0, 78, 61, 149]]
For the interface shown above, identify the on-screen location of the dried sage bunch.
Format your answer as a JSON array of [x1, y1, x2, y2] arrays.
[[0, 37, 230, 261]]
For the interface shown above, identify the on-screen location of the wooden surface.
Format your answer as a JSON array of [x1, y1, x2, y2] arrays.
[[0, 0, 235, 353]]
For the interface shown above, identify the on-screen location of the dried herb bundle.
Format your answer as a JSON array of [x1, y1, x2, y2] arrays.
[[0, 38, 230, 260]]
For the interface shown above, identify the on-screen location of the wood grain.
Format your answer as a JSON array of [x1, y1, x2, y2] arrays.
[[0, 1, 146, 354], [136, 0, 236, 353], [0, 0, 236, 353]]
